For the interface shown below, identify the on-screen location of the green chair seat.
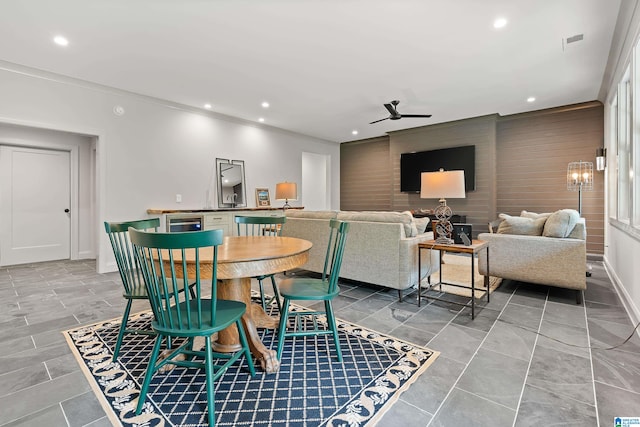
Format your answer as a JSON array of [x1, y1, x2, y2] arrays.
[[153, 299, 247, 337], [277, 278, 340, 300], [276, 219, 350, 362]]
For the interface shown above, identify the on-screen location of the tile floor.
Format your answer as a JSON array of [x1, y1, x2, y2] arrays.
[[0, 259, 639, 426]]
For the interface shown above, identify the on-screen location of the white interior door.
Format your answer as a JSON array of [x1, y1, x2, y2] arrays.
[[302, 152, 329, 210], [0, 145, 71, 266]]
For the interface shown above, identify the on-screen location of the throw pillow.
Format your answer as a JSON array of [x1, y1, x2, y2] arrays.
[[403, 211, 419, 237], [488, 218, 503, 233], [543, 209, 580, 238], [497, 213, 546, 236], [520, 210, 552, 219], [414, 217, 431, 234]]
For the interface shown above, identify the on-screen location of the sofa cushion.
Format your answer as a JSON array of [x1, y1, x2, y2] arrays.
[[497, 213, 546, 236], [336, 211, 416, 237], [285, 210, 338, 219], [414, 217, 431, 234], [520, 210, 552, 220], [543, 209, 580, 238]]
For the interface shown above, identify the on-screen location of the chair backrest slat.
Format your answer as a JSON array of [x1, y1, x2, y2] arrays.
[[322, 219, 350, 293], [235, 215, 286, 237], [104, 218, 160, 296], [130, 228, 223, 331]]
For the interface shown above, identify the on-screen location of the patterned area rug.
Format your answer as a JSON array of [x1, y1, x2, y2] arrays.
[[63, 298, 438, 427], [424, 254, 502, 298]]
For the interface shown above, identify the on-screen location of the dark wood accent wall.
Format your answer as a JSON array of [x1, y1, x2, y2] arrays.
[[387, 115, 498, 239], [340, 101, 605, 254], [496, 102, 604, 254], [340, 136, 391, 211]]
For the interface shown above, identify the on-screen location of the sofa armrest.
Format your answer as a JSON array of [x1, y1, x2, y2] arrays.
[[478, 232, 586, 290], [399, 232, 441, 289]]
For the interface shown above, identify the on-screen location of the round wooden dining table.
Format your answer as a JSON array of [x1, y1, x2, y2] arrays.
[[166, 235, 312, 374]]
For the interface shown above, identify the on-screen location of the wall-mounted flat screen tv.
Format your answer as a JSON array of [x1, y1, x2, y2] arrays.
[[400, 145, 475, 193]]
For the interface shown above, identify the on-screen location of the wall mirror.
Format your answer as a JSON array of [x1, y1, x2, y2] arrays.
[[216, 158, 247, 208]]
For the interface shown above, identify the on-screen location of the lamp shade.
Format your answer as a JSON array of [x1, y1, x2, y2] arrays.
[[275, 182, 297, 201], [420, 170, 466, 199], [567, 161, 593, 191]]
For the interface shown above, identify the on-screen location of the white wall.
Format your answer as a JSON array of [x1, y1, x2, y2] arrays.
[[0, 62, 340, 272], [601, 0, 640, 322]]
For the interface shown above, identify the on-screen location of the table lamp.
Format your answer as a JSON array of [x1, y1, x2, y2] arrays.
[[421, 169, 466, 244], [276, 182, 297, 209]]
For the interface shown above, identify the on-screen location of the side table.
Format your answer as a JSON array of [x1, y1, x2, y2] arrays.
[[418, 239, 489, 319]]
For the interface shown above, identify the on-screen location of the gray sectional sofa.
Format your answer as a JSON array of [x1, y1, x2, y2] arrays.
[[280, 210, 440, 301], [478, 209, 587, 303]]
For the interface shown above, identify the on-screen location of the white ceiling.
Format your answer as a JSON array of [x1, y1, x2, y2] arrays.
[[0, 0, 621, 143]]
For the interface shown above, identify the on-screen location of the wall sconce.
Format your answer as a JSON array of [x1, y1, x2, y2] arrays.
[[567, 161, 593, 215], [596, 148, 606, 171], [275, 182, 297, 209]]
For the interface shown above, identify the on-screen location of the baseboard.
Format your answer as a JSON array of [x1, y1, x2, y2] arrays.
[[77, 250, 95, 259], [603, 256, 640, 334]]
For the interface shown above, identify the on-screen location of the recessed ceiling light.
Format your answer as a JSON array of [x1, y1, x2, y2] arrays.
[[204, 103, 212, 109], [261, 101, 270, 108], [352, 130, 358, 135], [53, 35, 69, 46], [493, 18, 507, 29], [258, 117, 265, 122], [527, 96, 536, 103]]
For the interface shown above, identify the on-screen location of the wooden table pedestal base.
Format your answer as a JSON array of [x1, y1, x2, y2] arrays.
[[214, 277, 280, 373]]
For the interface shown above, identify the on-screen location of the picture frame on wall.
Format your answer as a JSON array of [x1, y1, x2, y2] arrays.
[[255, 188, 271, 207]]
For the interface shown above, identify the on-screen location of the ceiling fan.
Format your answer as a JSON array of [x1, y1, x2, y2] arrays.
[[370, 100, 432, 124]]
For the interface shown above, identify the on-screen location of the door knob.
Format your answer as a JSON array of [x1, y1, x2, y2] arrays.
[[64, 209, 70, 213]]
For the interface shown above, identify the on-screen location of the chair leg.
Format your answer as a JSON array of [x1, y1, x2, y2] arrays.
[[269, 275, 282, 312], [325, 300, 342, 362], [276, 298, 291, 360], [398, 289, 403, 302], [258, 277, 267, 311], [204, 335, 216, 427], [236, 319, 256, 376], [135, 336, 163, 415], [113, 299, 133, 361]]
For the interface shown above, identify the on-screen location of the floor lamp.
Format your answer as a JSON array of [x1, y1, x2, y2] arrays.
[[567, 161, 593, 215], [420, 169, 466, 244]]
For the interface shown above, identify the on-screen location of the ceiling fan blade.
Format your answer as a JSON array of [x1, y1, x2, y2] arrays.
[[369, 117, 390, 124], [383, 103, 396, 115], [400, 114, 432, 118]]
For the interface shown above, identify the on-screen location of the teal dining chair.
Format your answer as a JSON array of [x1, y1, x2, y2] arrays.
[[104, 218, 162, 361], [234, 215, 286, 312], [130, 228, 255, 427], [276, 219, 350, 362]]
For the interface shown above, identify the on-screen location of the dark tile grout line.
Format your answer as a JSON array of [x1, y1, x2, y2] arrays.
[[584, 288, 601, 427], [511, 288, 549, 427]]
